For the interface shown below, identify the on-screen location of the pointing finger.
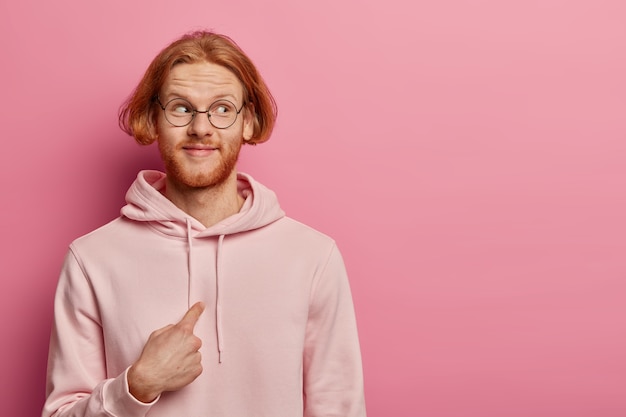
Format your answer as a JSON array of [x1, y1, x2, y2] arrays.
[[178, 302, 205, 329]]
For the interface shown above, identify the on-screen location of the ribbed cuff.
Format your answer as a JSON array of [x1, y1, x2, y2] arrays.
[[102, 367, 159, 417]]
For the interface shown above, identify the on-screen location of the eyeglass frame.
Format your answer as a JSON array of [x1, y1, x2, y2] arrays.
[[155, 96, 246, 129]]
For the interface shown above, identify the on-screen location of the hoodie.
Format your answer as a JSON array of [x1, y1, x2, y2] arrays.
[[43, 170, 366, 417]]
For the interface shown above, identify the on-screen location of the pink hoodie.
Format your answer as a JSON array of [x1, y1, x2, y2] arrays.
[[43, 170, 366, 417]]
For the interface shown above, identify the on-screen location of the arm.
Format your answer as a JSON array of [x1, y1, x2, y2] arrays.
[[44, 248, 205, 416], [303, 244, 367, 417], [43, 249, 155, 417]]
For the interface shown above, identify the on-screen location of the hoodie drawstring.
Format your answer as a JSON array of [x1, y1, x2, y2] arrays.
[[216, 234, 225, 363], [186, 219, 193, 309], [185, 218, 225, 363]]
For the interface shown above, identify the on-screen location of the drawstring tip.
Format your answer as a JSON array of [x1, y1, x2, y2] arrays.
[[218, 351, 223, 364]]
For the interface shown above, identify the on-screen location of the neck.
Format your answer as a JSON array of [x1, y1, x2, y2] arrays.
[[163, 171, 244, 228]]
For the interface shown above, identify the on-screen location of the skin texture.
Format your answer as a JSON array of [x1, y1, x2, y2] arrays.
[[128, 62, 254, 402]]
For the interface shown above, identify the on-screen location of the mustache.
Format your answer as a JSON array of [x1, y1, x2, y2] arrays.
[[179, 142, 219, 149]]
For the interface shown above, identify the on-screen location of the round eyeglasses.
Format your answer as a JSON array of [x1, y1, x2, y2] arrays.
[[156, 97, 245, 129]]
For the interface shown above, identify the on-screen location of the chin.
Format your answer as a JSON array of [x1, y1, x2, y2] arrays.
[[162, 148, 240, 190], [170, 165, 235, 189]]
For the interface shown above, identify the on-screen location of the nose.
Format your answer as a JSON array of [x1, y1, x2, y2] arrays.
[[187, 110, 214, 138]]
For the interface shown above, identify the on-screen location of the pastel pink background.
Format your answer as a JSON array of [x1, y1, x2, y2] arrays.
[[1, 0, 624, 416]]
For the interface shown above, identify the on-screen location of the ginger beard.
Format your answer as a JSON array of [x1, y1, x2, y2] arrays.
[[157, 135, 244, 189]]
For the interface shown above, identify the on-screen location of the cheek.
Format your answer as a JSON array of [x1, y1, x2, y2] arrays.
[[156, 124, 181, 146], [156, 133, 177, 157]]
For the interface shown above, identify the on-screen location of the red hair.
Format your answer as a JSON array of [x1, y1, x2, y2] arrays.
[[119, 31, 277, 145]]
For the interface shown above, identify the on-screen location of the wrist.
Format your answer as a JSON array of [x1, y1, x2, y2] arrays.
[[127, 364, 161, 403]]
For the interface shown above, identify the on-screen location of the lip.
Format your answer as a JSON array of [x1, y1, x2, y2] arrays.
[[182, 144, 218, 157]]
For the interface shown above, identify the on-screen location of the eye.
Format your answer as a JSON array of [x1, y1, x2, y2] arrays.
[[165, 99, 194, 116], [173, 104, 192, 114], [210, 100, 236, 116]]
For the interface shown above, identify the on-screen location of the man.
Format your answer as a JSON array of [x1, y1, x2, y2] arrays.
[[43, 31, 366, 417]]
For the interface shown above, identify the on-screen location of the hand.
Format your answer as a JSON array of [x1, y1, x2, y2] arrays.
[[128, 302, 205, 403]]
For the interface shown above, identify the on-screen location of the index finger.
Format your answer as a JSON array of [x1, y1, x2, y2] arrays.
[[177, 301, 205, 329]]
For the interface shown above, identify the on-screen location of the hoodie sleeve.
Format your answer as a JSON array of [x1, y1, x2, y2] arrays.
[[303, 243, 367, 417], [43, 249, 156, 417]]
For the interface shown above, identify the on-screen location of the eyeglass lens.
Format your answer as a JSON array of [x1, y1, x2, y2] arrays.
[[163, 98, 239, 128]]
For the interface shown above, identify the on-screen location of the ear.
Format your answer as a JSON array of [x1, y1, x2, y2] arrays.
[[147, 108, 159, 142], [148, 123, 158, 142], [242, 103, 255, 141]]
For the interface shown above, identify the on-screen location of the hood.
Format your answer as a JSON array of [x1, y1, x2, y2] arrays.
[[121, 170, 285, 237]]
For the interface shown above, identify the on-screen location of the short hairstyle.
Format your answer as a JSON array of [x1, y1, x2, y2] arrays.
[[119, 31, 277, 145]]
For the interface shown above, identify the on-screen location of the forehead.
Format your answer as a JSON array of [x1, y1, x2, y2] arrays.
[[161, 61, 243, 99]]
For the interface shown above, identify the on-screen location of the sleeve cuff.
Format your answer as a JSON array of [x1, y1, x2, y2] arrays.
[[102, 367, 159, 417]]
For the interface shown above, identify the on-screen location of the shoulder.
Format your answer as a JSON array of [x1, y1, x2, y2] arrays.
[[274, 216, 336, 244], [70, 216, 139, 252], [256, 216, 343, 264]]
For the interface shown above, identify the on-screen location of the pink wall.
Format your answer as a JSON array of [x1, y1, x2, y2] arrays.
[[1, 1, 625, 415]]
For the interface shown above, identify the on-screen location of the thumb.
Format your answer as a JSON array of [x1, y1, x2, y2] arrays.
[[178, 301, 205, 330]]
